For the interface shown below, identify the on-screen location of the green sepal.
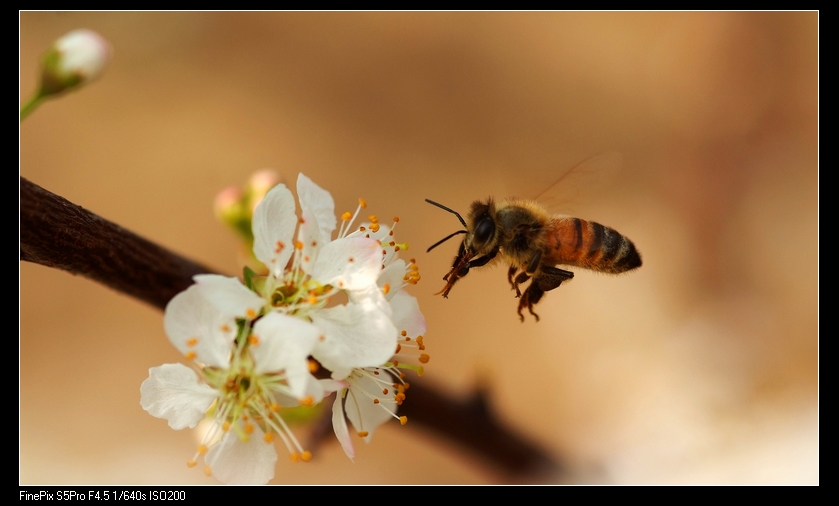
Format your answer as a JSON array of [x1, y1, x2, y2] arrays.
[[243, 266, 257, 291]]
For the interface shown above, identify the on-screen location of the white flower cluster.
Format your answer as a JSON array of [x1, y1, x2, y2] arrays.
[[141, 174, 426, 484]]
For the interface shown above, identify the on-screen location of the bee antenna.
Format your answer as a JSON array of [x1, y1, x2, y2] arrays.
[[427, 229, 467, 253], [425, 199, 467, 228]]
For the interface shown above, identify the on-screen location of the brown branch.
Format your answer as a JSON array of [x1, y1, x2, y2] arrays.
[[397, 383, 559, 477], [20, 176, 558, 477], [20, 177, 213, 308]]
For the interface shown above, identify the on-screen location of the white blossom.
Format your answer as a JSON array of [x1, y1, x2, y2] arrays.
[[251, 175, 410, 380], [141, 276, 323, 484], [142, 173, 428, 480]]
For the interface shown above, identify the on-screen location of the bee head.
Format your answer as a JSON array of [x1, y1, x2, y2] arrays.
[[465, 198, 497, 255]]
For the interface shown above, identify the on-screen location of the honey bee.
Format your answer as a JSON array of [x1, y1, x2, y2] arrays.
[[426, 166, 642, 322]]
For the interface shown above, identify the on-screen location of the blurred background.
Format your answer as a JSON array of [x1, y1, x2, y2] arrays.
[[20, 12, 817, 484]]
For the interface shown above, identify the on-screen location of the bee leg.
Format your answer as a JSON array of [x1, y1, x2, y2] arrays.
[[467, 251, 497, 270], [526, 250, 543, 275], [513, 271, 530, 298], [517, 267, 574, 322], [511, 250, 545, 303], [440, 248, 498, 298], [517, 285, 542, 322], [541, 265, 574, 281], [507, 265, 518, 290], [444, 242, 469, 281]]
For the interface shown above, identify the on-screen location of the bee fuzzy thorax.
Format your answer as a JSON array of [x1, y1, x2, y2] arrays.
[[492, 199, 553, 265]]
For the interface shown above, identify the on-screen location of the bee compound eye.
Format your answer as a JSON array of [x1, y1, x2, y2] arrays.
[[473, 217, 495, 246], [458, 264, 470, 277]]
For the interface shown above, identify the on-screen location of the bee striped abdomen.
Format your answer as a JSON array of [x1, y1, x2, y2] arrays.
[[548, 217, 642, 274]]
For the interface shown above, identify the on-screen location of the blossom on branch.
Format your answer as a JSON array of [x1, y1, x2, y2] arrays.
[[141, 173, 427, 483]]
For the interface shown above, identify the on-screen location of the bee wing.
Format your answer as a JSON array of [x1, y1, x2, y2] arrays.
[[533, 151, 624, 215]]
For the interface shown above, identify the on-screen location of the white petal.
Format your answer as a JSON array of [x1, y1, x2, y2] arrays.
[[192, 274, 263, 319], [164, 284, 235, 368], [345, 370, 396, 443], [252, 184, 297, 278], [297, 173, 336, 246], [389, 290, 427, 338], [251, 313, 319, 398], [346, 223, 389, 241], [270, 375, 329, 408], [344, 223, 398, 267], [311, 237, 382, 291], [332, 391, 355, 460], [298, 375, 327, 404], [348, 222, 393, 247], [296, 207, 321, 273], [378, 259, 407, 301], [140, 364, 217, 430], [319, 378, 347, 395], [347, 283, 393, 320], [311, 298, 398, 374], [205, 424, 277, 485]]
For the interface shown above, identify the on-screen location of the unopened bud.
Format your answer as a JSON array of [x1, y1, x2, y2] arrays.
[[214, 186, 245, 224], [40, 29, 111, 96]]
